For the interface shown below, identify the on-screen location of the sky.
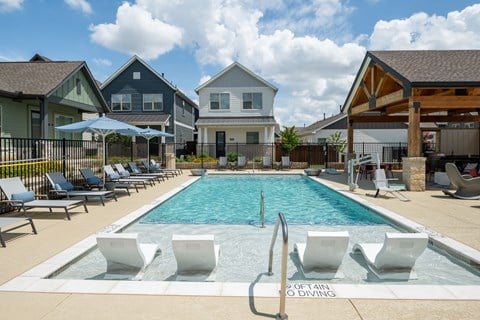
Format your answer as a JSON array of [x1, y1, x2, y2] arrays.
[[1, 0, 480, 128]]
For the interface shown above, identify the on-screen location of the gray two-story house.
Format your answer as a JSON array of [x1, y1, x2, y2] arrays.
[[100, 56, 198, 155]]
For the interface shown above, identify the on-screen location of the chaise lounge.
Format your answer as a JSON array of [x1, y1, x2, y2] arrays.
[[172, 234, 220, 280], [79, 168, 137, 195], [442, 163, 480, 200], [46, 172, 117, 206], [294, 231, 349, 279], [0, 177, 88, 220], [0, 217, 37, 247], [373, 169, 410, 202], [352, 232, 428, 280], [96, 233, 159, 278]]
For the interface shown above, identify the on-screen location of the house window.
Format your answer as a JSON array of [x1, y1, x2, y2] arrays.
[[133, 72, 141, 79], [210, 93, 230, 110], [317, 138, 327, 144], [55, 114, 73, 139], [182, 100, 185, 115], [143, 94, 163, 111], [242, 92, 262, 109], [246, 132, 259, 144], [111, 94, 131, 111], [76, 78, 81, 95]]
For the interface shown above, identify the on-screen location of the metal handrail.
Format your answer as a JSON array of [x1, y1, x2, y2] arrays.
[[268, 212, 288, 320], [260, 191, 265, 228]]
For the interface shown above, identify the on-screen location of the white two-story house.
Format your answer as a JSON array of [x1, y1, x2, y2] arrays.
[[195, 62, 278, 158]]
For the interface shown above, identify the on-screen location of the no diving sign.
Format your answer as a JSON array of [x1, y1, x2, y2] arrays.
[[285, 283, 336, 298]]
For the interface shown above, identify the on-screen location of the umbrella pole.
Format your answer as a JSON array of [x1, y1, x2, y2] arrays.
[[147, 139, 150, 173], [103, 136, 106, 186]]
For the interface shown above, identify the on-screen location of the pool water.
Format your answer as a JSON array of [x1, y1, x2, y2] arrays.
[[51, 175, 480, 285], [140, 175, 387, 225]]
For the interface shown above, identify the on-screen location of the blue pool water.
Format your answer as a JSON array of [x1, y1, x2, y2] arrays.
[[140, 175, 388, 225], [52, 174, 480, 285]]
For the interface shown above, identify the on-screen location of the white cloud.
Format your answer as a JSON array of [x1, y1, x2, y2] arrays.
[[65, 0, 92, 14], [89, 2, 183, 60], [369, 4, 480, 50], [92, 58, 112, 67], [88, 1, 480, 126], [0, 0, 23, 12]]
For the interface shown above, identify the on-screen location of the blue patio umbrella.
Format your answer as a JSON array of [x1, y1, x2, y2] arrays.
[[55, 115, 140, 183], [118, 126, 174, 172]]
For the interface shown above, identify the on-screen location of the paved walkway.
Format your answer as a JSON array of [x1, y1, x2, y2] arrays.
[[1, 170, 479, 319]]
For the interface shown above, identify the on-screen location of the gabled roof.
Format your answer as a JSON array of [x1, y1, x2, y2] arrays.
[[0, 58, 109, 112], [0, 60, 83, 97], [195, 61, 278, 94], [342, 50, 480, 114], [100, 55, 197, 108], [297, 113, 346, 136]]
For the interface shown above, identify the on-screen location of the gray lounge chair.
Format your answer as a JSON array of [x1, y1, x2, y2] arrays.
[[127, 162, 166, 181], [150, 159, 182, 175], [262, 156, 272, 169], [0, 177, 88, 220], [0, 217, 37, 247], [103, 165, 150, 188], [281, 156, 291, 170], [141, 160, 175, 178], [79, 168, 137, 195], [45, 172, 117, 206], [442, 163, 480, 200], [113, 164, 161, 184]]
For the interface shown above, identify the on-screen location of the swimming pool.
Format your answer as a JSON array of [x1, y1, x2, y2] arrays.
[[50, 174, 480, 286], [140, 175, 387, 225]]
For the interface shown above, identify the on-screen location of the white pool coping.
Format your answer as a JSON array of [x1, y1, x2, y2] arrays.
[[2, 173, 480, 300]]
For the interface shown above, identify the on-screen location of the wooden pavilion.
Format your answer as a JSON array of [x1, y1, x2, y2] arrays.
[[342, 50, 480, 190]]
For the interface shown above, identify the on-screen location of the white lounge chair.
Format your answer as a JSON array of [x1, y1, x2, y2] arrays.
[[262, 156, 272, 169], [236, 156, 246, 170], [45, 172, 117, 206], [172, 234, 220, 280], [352, 232, 428, 280], [96, 233, 159, 274], [281, 156, 291, 169], [294, 231, 349, 279], [0, 177, 88, 220], [373, 169, 410, 202], [217, 157, 228, 170]]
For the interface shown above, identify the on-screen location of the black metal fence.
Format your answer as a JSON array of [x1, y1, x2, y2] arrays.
[[0, 136, 407, 212]]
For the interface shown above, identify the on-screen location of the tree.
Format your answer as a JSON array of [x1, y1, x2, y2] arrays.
[[326, 131, 346, 162], [279, 126, 300, 155]]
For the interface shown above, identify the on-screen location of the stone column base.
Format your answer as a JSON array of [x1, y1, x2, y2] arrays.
[[402, 157, 426, 191]]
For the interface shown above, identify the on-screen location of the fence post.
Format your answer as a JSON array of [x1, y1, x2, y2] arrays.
[[325, 143, 329, 168], [201, 143, 204, 169], [62, 138, 66, 176]]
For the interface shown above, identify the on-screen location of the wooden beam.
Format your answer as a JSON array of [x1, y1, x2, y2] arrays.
[[414, 96, 480, 108], [374, 73, 386, 97], [350, 101, 371, 115], [361, 82, 371, 99], [350, 115, 480, 123], [347, 118, 353, 154], [376, 89, 405, 108]]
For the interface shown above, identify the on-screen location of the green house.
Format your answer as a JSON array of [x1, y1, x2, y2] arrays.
[[0, 54, 109, 139]]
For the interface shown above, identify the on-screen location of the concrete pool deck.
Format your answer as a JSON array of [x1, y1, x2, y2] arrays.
[[1, 170, 480, 319]]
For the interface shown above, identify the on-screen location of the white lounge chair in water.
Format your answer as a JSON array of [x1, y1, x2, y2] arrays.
[[172, 234, 220, 280], [294, 231, 349, 279], [352, 232, 428, 280], [96, 233, 159, 276]]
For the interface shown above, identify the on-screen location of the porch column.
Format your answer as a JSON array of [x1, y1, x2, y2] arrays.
[[264, 127, 268, 143], [347, 118, 354, 154], [403, 98, 426, 191], [160, 125, 166, 143], [203, 127, 208, 144], [197, 126, 202, 144]]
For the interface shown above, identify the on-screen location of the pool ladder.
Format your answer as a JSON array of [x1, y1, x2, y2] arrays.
[[268, 212, 288, 320]]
